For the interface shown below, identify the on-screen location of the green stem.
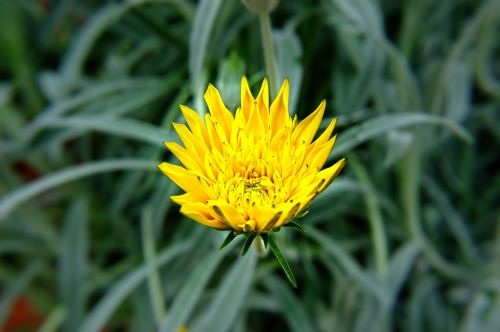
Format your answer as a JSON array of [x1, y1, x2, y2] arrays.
[[141, 207, 167, 328], [258, 13, 279, 97], [350, 156, 388, 274], [400, 143, 421, 240]]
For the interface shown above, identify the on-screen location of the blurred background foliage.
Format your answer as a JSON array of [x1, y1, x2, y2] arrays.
[[0, 0, 499, 331]]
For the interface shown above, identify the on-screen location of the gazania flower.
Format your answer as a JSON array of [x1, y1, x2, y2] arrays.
[[159, 77, 345, 235]]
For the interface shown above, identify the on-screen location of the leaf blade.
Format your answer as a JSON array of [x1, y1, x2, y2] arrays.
[[268, 235, 297, 288]]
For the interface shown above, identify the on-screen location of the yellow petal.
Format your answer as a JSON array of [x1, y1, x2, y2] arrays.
[[171, 192, 197, 205], [314, 117, 337, 146], [204, 84, 234, 138], [180, 203, 228, 229], [308, 134, 338, 170], [269, 79, 290, 133], [245, 99, 265, 137], [158, 162, 207, 201], [291, 99, 326, 145], [172, 123, 207, 157], [179, 105, 211, 148], [210, 202, 246, 230], [255, 78, 269, 126], [204, 114, 224, 153], [317, 158, 347, 192], [257, 208, 283, 232], [273, 202, 301, 229], [164, 141, 203, 173], [240, 76, 254, 120]]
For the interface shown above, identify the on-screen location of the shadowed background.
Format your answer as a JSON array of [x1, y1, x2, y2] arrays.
[[0, 0, 499, 331]]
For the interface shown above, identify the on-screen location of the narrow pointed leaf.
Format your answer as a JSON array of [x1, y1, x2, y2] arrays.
[[268, 235, 297, 288], [220, 231, 237, 250], [241, 234, 256, 256], [283, 221, 304, 232], [295, 210, 309, 219], [190, 252, 257, 332], [261, 233, 269, 248]]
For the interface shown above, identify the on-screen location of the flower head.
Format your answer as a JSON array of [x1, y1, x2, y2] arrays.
[[159, 77, 345, 234]]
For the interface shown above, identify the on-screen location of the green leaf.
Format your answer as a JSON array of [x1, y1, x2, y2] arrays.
[[189, 0, 223, 93], [385, 241, 421, 308], [191, 252, 257, 332], [216, 52, 246, 110], [268, 235, 297, 288], [59, 199, 87, 331], [52, 1, 191, 99], [266, 277, 316, 332], [241, 234, 256, 256], [307, 227, 387, 306], [160, 250, 228, 332], [295, 210, 309, 219], [219, 231, 237, 250], [39, 115, 166, 147], [38, 306, 66, 332], [0, 159, 155, 221], [331, 113, 473, 159], [274, 27, 303, 114], [141, 206, 166, 329], [261, 233, 269, 248], [77, 242, 191, 332], [283, 221, 304, 232], [424, 177, 479, 264]]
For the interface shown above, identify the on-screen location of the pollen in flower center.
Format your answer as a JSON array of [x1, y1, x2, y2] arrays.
[[232, 176, 277, 207], [224, 170, 285, 205]]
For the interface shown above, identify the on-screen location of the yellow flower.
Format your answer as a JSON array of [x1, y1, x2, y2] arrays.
[[159, 77, 345, 234]]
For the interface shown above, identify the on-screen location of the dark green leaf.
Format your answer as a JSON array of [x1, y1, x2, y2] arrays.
[[295, 210, 309, 219], [268, 235, 297, 288], [283, 221, 304, 232], [241, 234, 256, 256], [261, 233, 269, 248], [220, 231, 237, 250]]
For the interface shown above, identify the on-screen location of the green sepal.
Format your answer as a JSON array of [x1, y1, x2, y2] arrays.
[[295, 210, 309, 219], [260, 233, 269, 248], [268, 235, 297, 288], [241, 233, 256, 256], [220, 230, 237, 250], [283, 221, 304, 232]]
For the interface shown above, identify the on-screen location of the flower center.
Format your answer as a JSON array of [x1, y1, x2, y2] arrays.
[[242, 177, 271, 202], [230, 176, 276, 209]]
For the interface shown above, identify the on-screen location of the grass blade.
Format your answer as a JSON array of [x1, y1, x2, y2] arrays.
[[266, 277, 316, 332], [0, 159, 155, 221], [307, 227, 387, 306], [191, 251, 257, 332], [41, 115, 165, 147], [385, 241, 421, 308], [160, 250, 228, 332], [189, 0, 224, 92], [59, 199, 87, 331], [77, 241, 191, 332], [331, 113, 473, 158], [141, 206, 166, 329]]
